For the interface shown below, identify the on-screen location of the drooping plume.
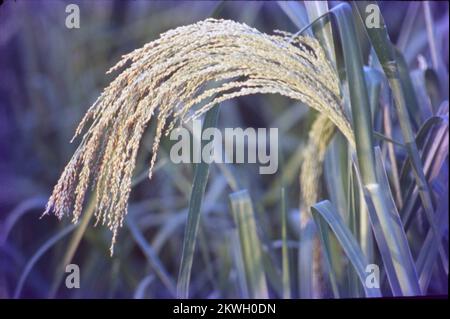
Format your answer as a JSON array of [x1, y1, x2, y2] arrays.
[[43, 18, 355, 254]]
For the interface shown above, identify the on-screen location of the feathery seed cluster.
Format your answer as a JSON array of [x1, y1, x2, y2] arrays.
[[43, 19, 354, 254]]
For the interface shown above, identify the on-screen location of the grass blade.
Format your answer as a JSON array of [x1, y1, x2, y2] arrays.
[[311, 200, 381, 298], [416, 195, 449, 292], [401, 112, 449, 233], [229, 190, 268, 299], [280, 187, 291, 299], [347, 163, 362, 297], [373, 147, 421, 291], [395, 49, 422, 128], [332, 3, 421, 296], [298, 217, 315, 298], [304, 1, 335, 63], [229, 229, 250, 298], [354, 1, 447, 272], [48, 198, 96, 298], [351, 155, 402, 295], [423, 1, 439, 69], [176, 105, 220, 299], [312, 210, 340, 298]]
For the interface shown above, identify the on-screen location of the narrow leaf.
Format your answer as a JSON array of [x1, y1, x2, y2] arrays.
[[311, 200, 382, 298], [229, 190, 269, 299]]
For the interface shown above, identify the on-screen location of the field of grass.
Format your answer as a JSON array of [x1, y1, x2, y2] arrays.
[[0, 1, 448, 299]]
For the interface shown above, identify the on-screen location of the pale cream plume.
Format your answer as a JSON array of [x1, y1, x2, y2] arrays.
[[43, 19, 354, 254]]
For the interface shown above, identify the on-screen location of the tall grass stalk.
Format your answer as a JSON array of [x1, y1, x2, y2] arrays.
[[299, 2, 422, 296], [300, 1, 337, 298], [311, 200, 381, 297], [332, 3, 421, 296], [48, 197, 96, 298], [229, 190, 268, 299], [177, 105, 220, 299], [280, 187, 291, 299], [354, 1, 448, 273]]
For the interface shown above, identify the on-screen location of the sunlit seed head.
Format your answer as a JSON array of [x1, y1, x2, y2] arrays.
[[43, 18, 355, 255], [300, 114, 336, 227]]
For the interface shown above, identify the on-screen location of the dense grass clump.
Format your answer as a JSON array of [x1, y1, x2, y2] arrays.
[[1, 1, 447, 299]]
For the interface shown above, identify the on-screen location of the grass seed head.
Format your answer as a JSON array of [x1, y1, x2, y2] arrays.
[[300, 114, 336, 226], [43, 18, 354, 254]]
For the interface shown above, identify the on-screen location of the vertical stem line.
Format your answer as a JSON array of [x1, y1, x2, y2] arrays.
[[176, 105, 220, 299]]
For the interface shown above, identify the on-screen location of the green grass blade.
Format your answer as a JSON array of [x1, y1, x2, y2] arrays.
[[298, 218, 315, 298], [373, 147, 421, 291], [401, 113, 448, 232], [360, 67, 382, 266], [406, 105, 449, 283], [48, 198, 96, 298], [229, 229, 250, 298], [347, 163, 362, 297], [351, 156, 403, 295], [311, 200, 382, 298], [229, 190, 268, 299], [302, 4, 360, 296], [332, 3, 421, 296], [353, 163, 374, 269], [332, 3, 376, 184], [395, 49, 422, 128], [324, 135, 350, 222], [423, 1, 439, 69], [304, 0, 335, 64], [416, 196, 449, 292], [400, 114, 444, 185], [280, 187, 291, 299], [364, 67, 383, 121], [176, 105, 220, 299], [354, 0, 447, 271], [313, 210, 341, 298]]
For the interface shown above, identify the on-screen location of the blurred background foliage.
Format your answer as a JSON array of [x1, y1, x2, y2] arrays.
[[0, 0, 448, 298]]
